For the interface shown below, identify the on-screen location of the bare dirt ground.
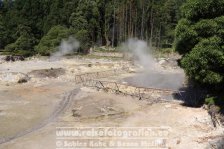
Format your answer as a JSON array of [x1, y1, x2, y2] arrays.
[[0, 55, 223, 149]]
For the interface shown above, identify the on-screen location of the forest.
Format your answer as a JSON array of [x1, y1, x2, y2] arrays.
[[0, 0, 224, 97], [0, 0, 185, 55]]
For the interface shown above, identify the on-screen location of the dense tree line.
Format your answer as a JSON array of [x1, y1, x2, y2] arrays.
[[0, 0, 185, 56]]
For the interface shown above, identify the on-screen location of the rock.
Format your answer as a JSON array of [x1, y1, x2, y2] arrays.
[[72, 107, 82, 117], [18, 78, 28, 84], [176, 139, 181, 144], [165, 105, 172, 108], [0, 56, 5, 64], [159, 59, 167, 65], [5, 55, 14, 62], [128, 68, 136, 73], [122, 81, 128, 84], [0, 72, 30, 84], [4, 55, 25, 62], [72, 109, 80, 117], [107, 107, 117, 111], [15, 56, 25, 61], [100, 107, 107, 113]]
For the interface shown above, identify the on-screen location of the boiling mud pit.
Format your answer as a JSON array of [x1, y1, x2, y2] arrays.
[[0, 55, 223, 149], [124, 71, 185, 90]]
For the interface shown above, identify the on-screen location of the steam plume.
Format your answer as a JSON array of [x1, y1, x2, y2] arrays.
[[50, 36, 80, 60], [122, 38, 185, 91], [121, 38, 156, 71]]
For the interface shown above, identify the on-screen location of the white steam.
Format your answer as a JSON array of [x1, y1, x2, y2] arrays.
[[50, 36, 80, 60], [121, 38, 185, 91], [121, 38, 156, 71]]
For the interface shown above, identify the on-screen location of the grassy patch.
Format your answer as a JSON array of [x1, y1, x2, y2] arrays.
[[205, 96, 224, 114], [153, 48, 176, 58], [82, 54, 123, 61], [94, 46, 119, 53]]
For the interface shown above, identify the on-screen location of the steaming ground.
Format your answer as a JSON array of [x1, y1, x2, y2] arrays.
[[121, 39, 185, 91], [0, 54, 223, 149], [124, 72, 185, 90]]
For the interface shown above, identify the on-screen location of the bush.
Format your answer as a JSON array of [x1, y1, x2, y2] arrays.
[[5, 33, 37, 56], [35, 25, 74, 55], [175, 19, 198, 54], [75, 29, 91, 53], [205, 97, 216, 105], [35, 25, 92, 55], [175, 0, 224, 91], [205, 96, 224, 113], [181, 0, 224, 21], [181, 36, 224, 86], [194, 19, 218, 37]]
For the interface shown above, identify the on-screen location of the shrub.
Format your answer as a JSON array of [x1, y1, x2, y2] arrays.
[[181, 36, 224, 86], [181, 0, 224, 21], [205, 97, 216, 105], [5, 33, 37, 56], [75, 29, 91, 53], [35, 25, 74, 55], [175, 19, 198, 54], [175, 0, 224, 91]]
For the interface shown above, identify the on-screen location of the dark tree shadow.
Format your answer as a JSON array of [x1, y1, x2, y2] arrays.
[[206, 138, 224, 149], [208, 96, 224, 115], [172, 85, 207, 107]]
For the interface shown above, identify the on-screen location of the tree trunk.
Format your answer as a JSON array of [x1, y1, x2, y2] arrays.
[[134, 8, 137, 37], [149, 0, 154, 48], [105, 22, 110, 46], [158, 22, 162, 49], [123, 5, 126, 41], [99, 1, 106, 46], [125, 3, 128, 40], [140, 0, 145, 40], [112, 5, 115, 47]]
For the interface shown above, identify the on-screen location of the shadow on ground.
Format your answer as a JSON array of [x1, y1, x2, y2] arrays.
[[206, 138, 224, 149], [172, 86, 207, 107]]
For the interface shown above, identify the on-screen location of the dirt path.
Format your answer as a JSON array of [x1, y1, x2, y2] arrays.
[[0, 87, 80, 145]]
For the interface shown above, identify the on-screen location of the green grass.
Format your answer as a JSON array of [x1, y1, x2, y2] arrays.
[[94, 46, 120, 53], [205, 96, 224, 105], [81, 54, 123, 61], [205, 96, 224, 113], [153, 48, 176, 58]]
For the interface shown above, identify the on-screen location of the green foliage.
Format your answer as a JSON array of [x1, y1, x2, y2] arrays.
[[0, 0, 186, 56], [75, 30, 91, 52], [35, 25, 73, 56], [160, 48, 174, 54], [205, 96, 224, 112], [69, 0, 100, 43], [175, 19, 198, 54], [181, 0, 224, 21], [4, 25, 37, 56], [69, 12, 88, 33], [205, 97, 216, 105], [0, 15, 7, 48], [175, 0, 224, 89], [181, 37, 224, 85], [194, 19, 218, 38]]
